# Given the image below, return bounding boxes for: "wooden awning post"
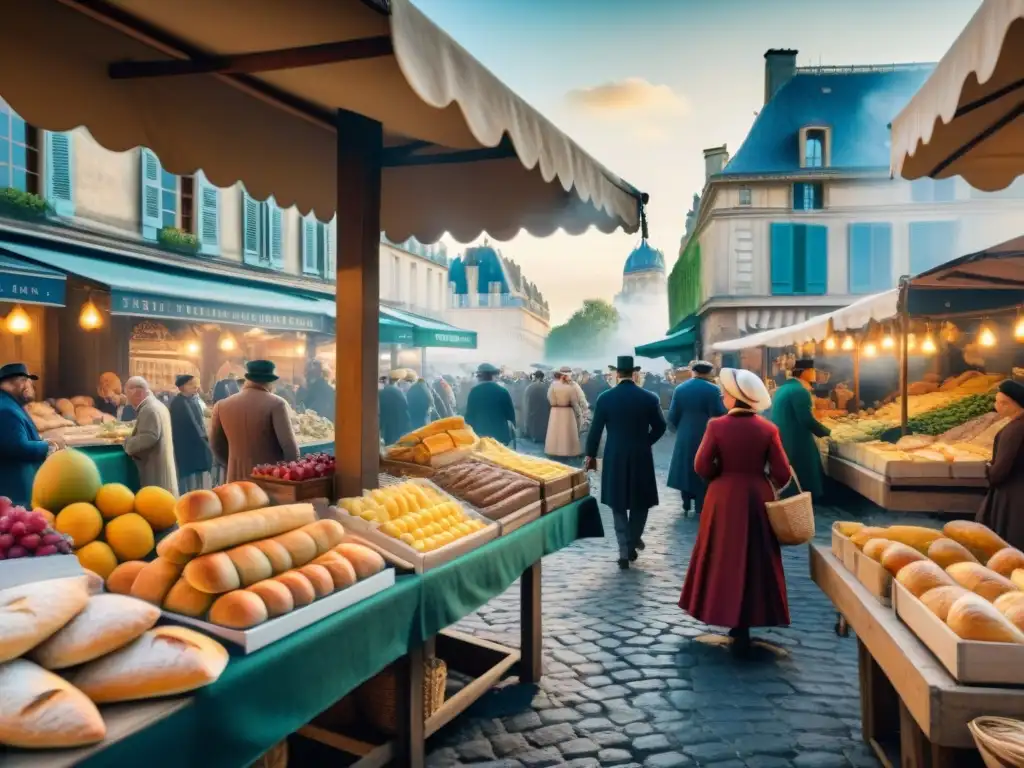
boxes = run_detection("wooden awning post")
[335,108,383,497]
[898,277,910,436]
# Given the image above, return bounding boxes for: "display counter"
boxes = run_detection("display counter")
[809,544,1024,766]
[7,497,601,768]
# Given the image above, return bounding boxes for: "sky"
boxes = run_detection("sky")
[411,0,984,326]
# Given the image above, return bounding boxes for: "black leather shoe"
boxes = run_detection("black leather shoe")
[617,558,629,569]
[636,539,646,551]
[628,548,639,562]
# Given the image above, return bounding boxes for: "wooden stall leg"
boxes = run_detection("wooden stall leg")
[395,643,426,768]
[519,560,542,684]
[858,640,899,762]
[899,699,928,768]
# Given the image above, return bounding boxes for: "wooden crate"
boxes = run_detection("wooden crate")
[830,523,858,572]
[853,548,892,605]
[571,480,590,500]
[542,488,574,515]
[379,457,435,478]
[251,475,334,504]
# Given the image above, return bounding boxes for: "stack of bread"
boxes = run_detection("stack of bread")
[842,520,1024,642]
[0,575,227,749]
[431,458,541,519]
[105,485,386,632]
[384,416,478,465]
[474,437,573,482]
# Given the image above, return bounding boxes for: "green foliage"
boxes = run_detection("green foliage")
[545,299,619,360]
[0,187,50,218]
[668,236,701,328]
[157,226,200,253]
[907,392,996,436]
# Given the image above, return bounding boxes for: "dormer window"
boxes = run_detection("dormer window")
[799,126,830,169]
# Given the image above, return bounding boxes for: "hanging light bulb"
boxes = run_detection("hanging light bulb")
[4,304,31,335]
[978,324,997,348]
[185,340,201,356]
[863,342,878,357]
[295,343,307,356]
[907,333,917,351]
[218,331,237,352]
[841,335,854,351]
[78,299,102,331]
[824,336,837,352]
[922,334,937,354]
[881,325,895,350]
[1015,311,1024,340]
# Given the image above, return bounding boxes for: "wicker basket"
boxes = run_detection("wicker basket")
[765,471,815,546]
[249,740,288,768]
[358,657,447,735]
[969,717,1024,768]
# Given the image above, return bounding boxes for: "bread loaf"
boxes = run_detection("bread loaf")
[942,520,1009,562]
[155,528,192,565]
[130,558,184,606]
[30,594,159,670]
[83,569,104,595]
[212,483,247,516]
[946,562,1018,601]
[896,560,955,597]
[836,521,864,537]
[106,560,147,595]
[234,481,270,510]
[0,659,105,747]
[987,548,1024,578]
[927,538,978,570]
[1013,569,1024,592]
[851,527,889,549]
[994,592,1024,632]
[174,489,223,525]
[920,585,970,621]
[883,525,944,555]
[182,519,346,593]
[298,564,334,598]
[946,593,1024,643]
[162,578,215,618]
[247,580,294,618]
[173,503,317,556]
[335,543,386,580]
[68,626,229,702]
[0,576,91,663]
[275,571,316,608]
[209,590,268,629]
[313,551,357,590]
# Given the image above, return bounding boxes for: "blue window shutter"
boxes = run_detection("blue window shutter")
[870,223,892,292]
[267,198,283,270]
[325,217,336,279]
[45,131,74,217]
[792,183,805,211]
[140,149,162,240]
[770,223,795,295]
[848,223,872,294]
[195,170,220,256]
[301,215,318,274]
[805,224,828,295]
[241,189,261,264]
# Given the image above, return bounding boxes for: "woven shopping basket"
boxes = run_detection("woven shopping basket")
[358,656,447,735]
[969,717,1024,768]
[766,469,815,546]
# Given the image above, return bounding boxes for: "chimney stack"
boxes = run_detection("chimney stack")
[703,145,729,180]
[764,49,798,105]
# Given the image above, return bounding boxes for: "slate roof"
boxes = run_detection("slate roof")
[721,65,934,177]
[450,245,547,305]
[624,240,665,274]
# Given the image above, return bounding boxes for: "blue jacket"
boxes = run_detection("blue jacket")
[465,381,516,445]
[585,380,666,511]
[666,378,726,494]
[379,384,412,446]
[0,391,49,506]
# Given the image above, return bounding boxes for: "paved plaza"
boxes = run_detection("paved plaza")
[425,434,939,768]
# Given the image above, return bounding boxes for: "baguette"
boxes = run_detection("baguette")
[130,558,184,606]
[183,519,346,593]
[0,659,106,748]
[173,503,317,556]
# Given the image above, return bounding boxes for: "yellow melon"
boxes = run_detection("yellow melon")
[55,502,103,548]
[32,449,102,513]
[104,513,155,561]
[133,486,177,531]
[95,483,136,519]
[75,541,118,580]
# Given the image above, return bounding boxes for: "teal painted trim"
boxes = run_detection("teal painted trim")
[196,170,220,257]
[301,215,319,275]
[267,198,283,270]
[139,149,162,240]
[241,189,261,264]
[44,131,75,218]
[770,222,795,295]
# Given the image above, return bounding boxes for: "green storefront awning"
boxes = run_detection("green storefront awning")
[635,324,697,360]
[0,252,67,306]
[379,315,415,344]
[379,305,477,349]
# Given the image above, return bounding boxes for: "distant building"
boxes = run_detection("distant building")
[616,240,667,307]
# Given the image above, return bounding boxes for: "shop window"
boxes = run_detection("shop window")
[738,186,751,206]
[301,214,335,278]
[771,222,827,296]
[793,182,824,211]
[910,177,956,203]
[180,175,194,235]
[909,220,957,276]
[0,97,40,194]
[799,126,830,169]
[243,189,283,270]
[848,222,893,294]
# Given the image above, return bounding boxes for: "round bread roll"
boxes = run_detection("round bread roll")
[252,538,294,573]
[942,520,1009,562]
[927,538,978,570]
[234,481,270,510]
[163,578,215,618]
[175,490,223,525]
[994,591,1024,632]
[273,528,319,566]
[209,591,268,629]
[155,528,191,566]
[183,552,240,594]
[920,585,970,621]
[1013,569,1024,592]
[298,564,334,598]
[313,551,357,590]
[247,579,294,618]
[304,519,346,552]
[896,560,955,598]
[227,544,274,585]
[106,561,148,595]
[861,538,891,563]
[212,483,249,516]
[130,558,184,606]
[947,593,1024,643]
[335,543,386,580]
[275,571,316,608]
[946,562,1018,602]
[987,548,1024,578]
[880,542,926,576]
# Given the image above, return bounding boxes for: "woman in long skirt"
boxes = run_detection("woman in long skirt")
[679,368,792,654]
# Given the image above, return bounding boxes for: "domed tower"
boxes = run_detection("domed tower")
[618,240,667,303]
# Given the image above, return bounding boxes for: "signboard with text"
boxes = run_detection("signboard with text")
[111,290,330,333]
[0,272,66,307]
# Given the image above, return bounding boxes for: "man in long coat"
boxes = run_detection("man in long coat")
[300,360,335,422]
[667,360,726,517]
[124,376,179,495]
[771,359,830,499]
[169,374,212,492]
[465,363,516,444]
[522,371,550,443]
[407,377,436,429]
[379,370,412,445]
[0,363,59,506]
[585,356,667,569]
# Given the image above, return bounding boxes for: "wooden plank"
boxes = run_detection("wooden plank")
[859,640,899,748]
[395,643,426,768]
[520,561,543,684]
[425,640,520,738]
[437,630,514,680]
[334,108,383,497]
[899,699,928,768]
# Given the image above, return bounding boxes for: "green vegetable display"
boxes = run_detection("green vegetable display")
[907,392,996,436]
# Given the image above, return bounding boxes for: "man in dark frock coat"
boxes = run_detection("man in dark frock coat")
[379,370,412,445]
[585,356,667,569]
[771,359,830,499]
[977,380,1024,549]
[169,374,213,491]
[407,377,436,429]
[0,363,60,506]
[522,371,550,442]
[465,363,516,444]
[667,361,726,516]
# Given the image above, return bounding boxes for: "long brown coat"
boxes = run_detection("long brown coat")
[209,385,300,483]
[977,416,1024,550]
[124,395,179,496]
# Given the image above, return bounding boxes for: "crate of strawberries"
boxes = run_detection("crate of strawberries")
[251,453,336,503]
[0,498,84,589]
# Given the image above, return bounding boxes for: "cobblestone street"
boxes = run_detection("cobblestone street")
[425,433,941,768]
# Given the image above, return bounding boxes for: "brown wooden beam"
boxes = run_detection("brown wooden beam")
[383,137,519,168]
[109,36,394,80]
[380,140,434,166]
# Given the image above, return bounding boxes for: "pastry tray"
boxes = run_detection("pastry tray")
[0,554,84,590]
[161,568,395,653]
[471,453,574,496]
[429,458,543,520]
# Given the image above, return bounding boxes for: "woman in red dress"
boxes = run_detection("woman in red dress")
[679,368,792,653]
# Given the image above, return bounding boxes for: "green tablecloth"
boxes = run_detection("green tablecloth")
[79,497,602,768]
[78,445,140,489]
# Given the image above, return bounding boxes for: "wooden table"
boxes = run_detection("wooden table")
[809,544,1024,767]
[826,455,986,515]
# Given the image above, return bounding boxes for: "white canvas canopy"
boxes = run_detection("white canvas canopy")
[890,0,1024,191]
[712,290,900,352]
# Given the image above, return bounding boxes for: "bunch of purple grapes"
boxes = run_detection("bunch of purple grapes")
[0,497,73,560]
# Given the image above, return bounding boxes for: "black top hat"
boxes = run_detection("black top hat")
[608,355,641,373]
[244,360,279,383]
[0,362,38,382]
[476,363,500,376]
[791,358,816,373]
[174,374,195,388]
[999,379,1024,409]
